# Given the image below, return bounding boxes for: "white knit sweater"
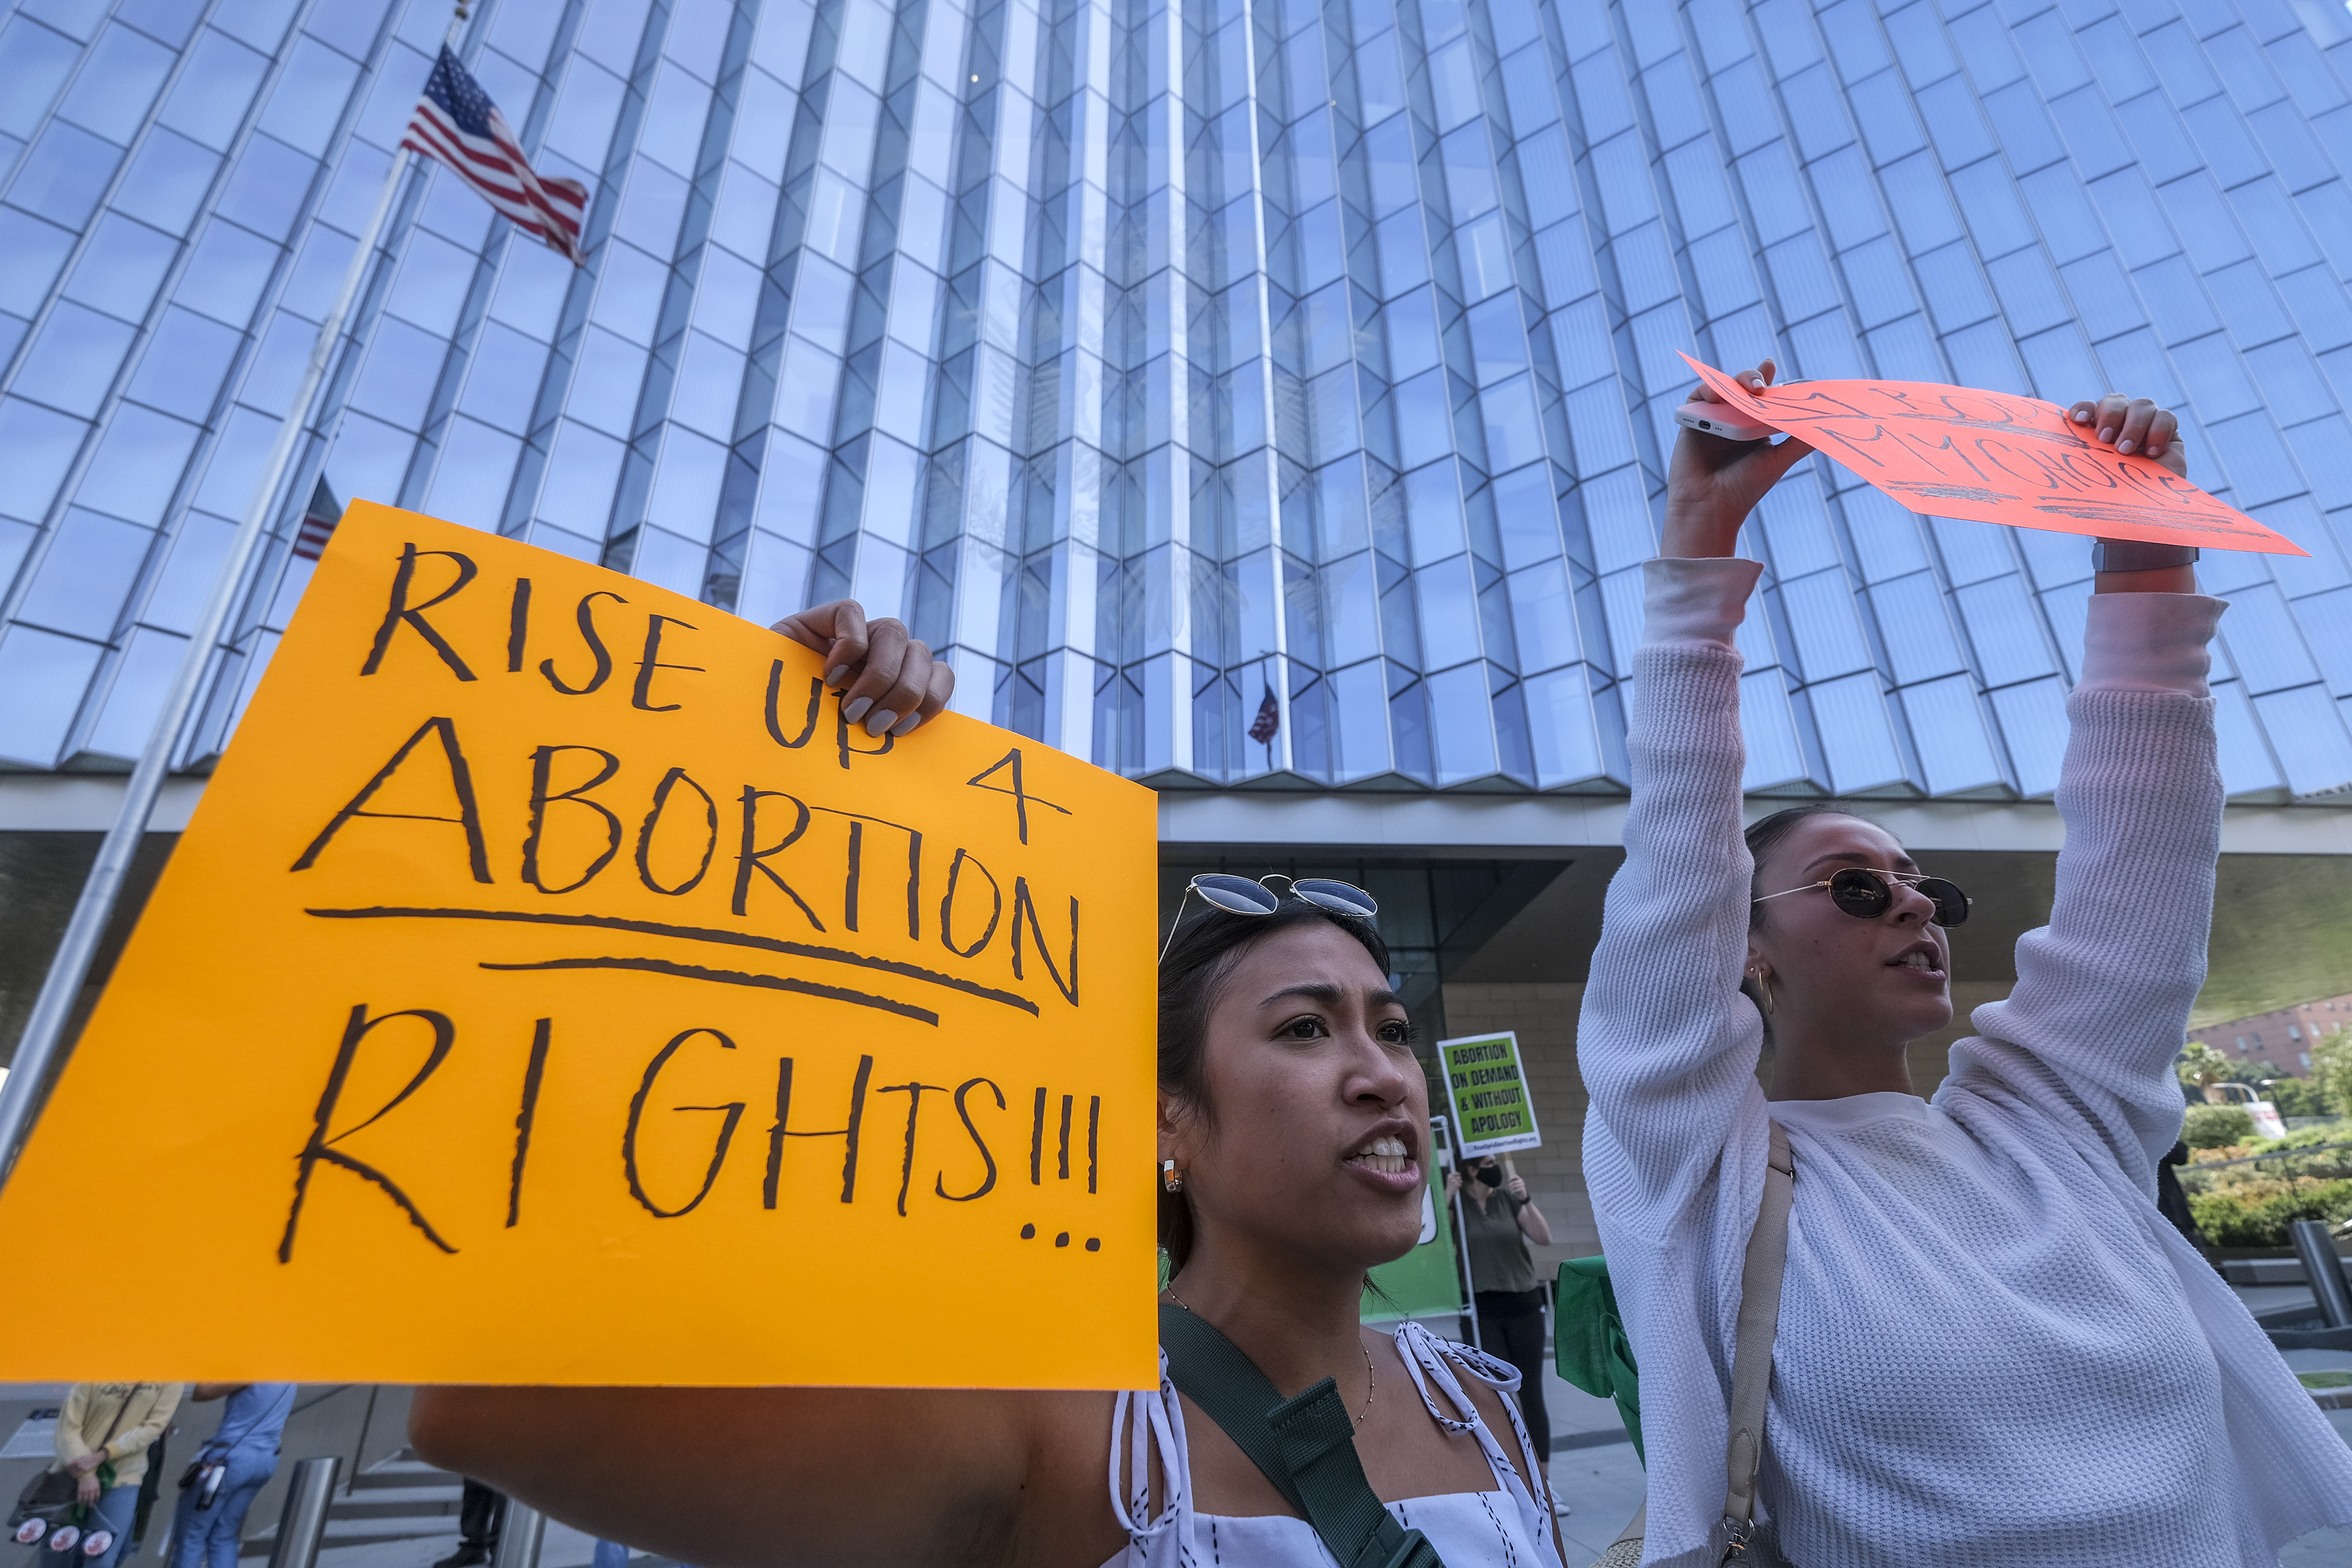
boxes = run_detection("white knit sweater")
[1580,556,2352,1568]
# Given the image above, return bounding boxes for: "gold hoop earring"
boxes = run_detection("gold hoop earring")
[1749,969,1774,1014]
[1161,1159,1183,1193]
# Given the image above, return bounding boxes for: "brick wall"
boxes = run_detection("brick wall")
[1438,977,2015,1278]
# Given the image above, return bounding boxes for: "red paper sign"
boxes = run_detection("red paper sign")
[1681,355,2305,557]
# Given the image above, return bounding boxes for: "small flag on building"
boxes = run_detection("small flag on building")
[402,46,588,264]
[290,478,342,562]
[1248,683,1280,745]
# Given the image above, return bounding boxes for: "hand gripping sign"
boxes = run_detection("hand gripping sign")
[1681,355,2307,557]
[0,502,1158,1389]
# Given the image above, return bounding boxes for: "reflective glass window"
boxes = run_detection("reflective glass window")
[2111,90,2201,184]
[1841,236,1918,328]
[9,120,123,228]
[81,623,184,762]
[1779,63,1852,164]
[386,230,480,337]
[117,307,240,425]
[115,127,232,241]
[1807,670,1907,793]
[1914,75,1994,170]
[2160,172,2252,273]
[1778,567,1874,679]
[349,316,452,432]
[1807,148,1887,251]
[62,213,178,322]
[1942,317,2029,394]
[175,218,280,329]
[15,507,151,638]
[2283,263,2352,355]
[1849,70,1926,166]
[1945,6,2024,89]
[1956,573,2056,687]
[2015,323,2101,404]
[1989,676,2067,795]
[1912,240,1993,333]
[0,205,77,315]
[1735,143,1807,246]
[2228,178,2324,274]
[1819,0,1891,81]
[2055,249,2143,343]
[2139,21,2222,105]
[1986,247,2070,337]
[1946,156,2035,258]
[2179,98,2269,189]
[74,403,200,524]
[0,624,103,768]
[1902,674,2004,794]
[0,20,80,141]
[14,301,137,418]
[1981,79,2064,173]
[2252,682,2352,797]
[222,141,336,249]
[2168,330,2261,419]
[258,36,364,159]
[56,24,176,143]
[1765,236,1840,322]
[2205,410,2307,507]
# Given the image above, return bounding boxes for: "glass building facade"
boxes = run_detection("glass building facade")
[7,0,2352,802]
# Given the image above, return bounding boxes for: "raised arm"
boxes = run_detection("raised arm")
[1949,395,2226,1174]
[1579,361,1813,1213]
[409,1385,1114,1568]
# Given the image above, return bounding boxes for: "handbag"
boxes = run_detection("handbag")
[11,1387,145,1535]
[1158,1303,1446,1568]
[1592,1121,1794,1568]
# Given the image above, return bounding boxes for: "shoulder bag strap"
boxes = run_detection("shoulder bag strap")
[1158,1305,1444,1568]
[1721,1121,1794,1557]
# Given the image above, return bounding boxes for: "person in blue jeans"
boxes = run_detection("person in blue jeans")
[168,1384,295,1568]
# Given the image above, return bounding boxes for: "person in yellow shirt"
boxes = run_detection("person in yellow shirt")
[50,1382,184,1568]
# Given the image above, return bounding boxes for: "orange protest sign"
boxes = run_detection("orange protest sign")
[1681,355,2306,557]
[0,501,1158,1388]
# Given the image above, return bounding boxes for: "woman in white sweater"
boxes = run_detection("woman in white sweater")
[1580,361,2352,1567]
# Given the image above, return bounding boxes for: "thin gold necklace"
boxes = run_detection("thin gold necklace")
[1163,1287,1377,1426]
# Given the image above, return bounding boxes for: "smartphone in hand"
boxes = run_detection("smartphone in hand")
[1673,401,1780,442]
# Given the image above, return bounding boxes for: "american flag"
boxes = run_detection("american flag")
[401,47,587,264]
[1248,683,1280,745]
[291,478,342,562]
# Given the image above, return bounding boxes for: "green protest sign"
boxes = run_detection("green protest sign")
[1438,1031,1541,1157]
[1363,1116,1464,1324]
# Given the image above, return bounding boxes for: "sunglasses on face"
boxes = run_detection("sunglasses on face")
[1161,873,1379,959]
[1751,866,1970,928]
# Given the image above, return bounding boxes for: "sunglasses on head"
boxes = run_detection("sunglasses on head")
[1161,873,1379,960]
[1752,866,1970,928]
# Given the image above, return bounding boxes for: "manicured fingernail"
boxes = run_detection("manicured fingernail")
[826,665,849,686]
[1747,377,1763,389]
[892,713,924,736]
[2116,439,2134,454]
[865,709,897,736]
[2098,428,2114,443]
[843,696,873,722]
[2073,409,2091,422]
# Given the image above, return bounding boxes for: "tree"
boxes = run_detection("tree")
[2313,1028,2352,1120]
[2177,1042,2235,1101]
[2266,1076,2328,1118]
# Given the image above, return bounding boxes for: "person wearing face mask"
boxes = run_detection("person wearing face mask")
[1580,364,2352,1567]
[1443,1155,1554,1468]
[404,604,1570,1568]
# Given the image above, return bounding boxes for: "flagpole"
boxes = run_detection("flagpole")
[0,4,475,1192]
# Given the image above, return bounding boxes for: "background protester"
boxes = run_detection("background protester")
[167,1384,293,1568]
[1580,364,2352,1566]
[49,1383,182,1568]
[408,603,1566,1567]
[432,1482,503,1568]
[1446,1155,1554,1466]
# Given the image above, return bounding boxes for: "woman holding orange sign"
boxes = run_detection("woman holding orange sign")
[412,610,1568,1566]
[1577,363,2352,1566]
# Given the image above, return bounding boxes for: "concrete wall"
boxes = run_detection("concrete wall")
[1439,978,2016,1278]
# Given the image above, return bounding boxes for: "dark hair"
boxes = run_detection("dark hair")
[1740,804,1885,1026]
[1744,803,1859,931]
[1158,900,1393,1273]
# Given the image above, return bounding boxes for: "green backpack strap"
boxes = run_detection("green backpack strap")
[1158,1305,1444,1568]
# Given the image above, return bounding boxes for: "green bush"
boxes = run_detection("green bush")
[2266,1077,2329,1118]
[2187,1178,2352,1246]
[2183,1104,2256,1148]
